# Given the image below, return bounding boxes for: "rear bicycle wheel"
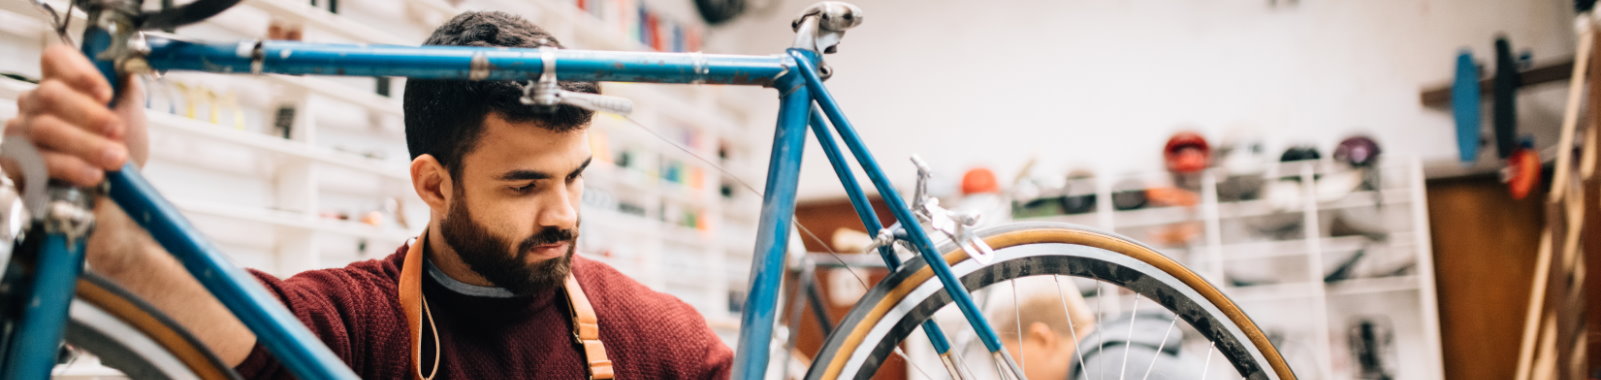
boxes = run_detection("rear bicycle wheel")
[52,272,238,379]
[804,222,1295,380]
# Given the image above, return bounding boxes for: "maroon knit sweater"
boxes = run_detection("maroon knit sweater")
[234,243,733,379]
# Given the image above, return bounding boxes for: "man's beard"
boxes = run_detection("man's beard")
[439,198,577,295]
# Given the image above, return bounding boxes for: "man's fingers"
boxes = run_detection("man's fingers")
[26,80,124,140]
[39,150,104,187]
[3,118,21,137]
[25,114,127,171]
[40,45,113,104]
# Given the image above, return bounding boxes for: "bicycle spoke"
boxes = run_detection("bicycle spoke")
[892,346,936,380]
[1138,313,1179,380]
[1012,279,1025,373]
[1119,297,1141,380]
[1201,341,1216,380]
[1053,275,1091,380]
[946,343,978,380]
[1093,276,1108,380]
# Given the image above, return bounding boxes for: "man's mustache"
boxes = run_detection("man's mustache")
[517,227,576,252]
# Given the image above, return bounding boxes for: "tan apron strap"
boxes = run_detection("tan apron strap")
[397,237,432,380]
[401,235,612,379]
[564,274,614,379]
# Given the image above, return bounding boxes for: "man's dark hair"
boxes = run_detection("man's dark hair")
[403,11,600,175]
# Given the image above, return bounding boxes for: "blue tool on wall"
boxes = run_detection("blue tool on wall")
[1492,36,1521,160]
[1452,50,1481,164]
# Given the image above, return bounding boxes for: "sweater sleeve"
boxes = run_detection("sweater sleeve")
[694,322,734,379]
[233,267,399,379]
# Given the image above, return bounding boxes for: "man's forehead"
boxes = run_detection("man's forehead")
[464,116,590,173]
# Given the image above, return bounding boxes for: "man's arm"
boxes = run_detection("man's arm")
[86,199,258,365]
[7,45,257,366]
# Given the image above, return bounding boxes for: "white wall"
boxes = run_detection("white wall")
[703,0,1579,201]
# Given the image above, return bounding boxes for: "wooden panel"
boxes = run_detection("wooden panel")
[1585,173,1600,375]
[793,196,905,380]
[1426,175,1544,380]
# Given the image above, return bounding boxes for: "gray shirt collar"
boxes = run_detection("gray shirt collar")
[423,256,518,298]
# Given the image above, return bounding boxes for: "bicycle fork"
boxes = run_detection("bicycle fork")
[0,184,97,380]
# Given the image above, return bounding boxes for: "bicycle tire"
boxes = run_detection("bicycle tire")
[803,222,1295,380]
[60,272,240,379]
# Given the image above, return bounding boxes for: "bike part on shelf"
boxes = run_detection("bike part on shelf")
[1279,146,1321,163]
[1328,210,1390,242]
[1112,189,1150,211]
[1060,170,1097,215]
[1218,125,1267,174]
[1012,195,1066,219]
[1008,162,1067,216]
[1453,50,1483,163]
[1348,317,1396,380]
[1216,128,1269,202]
[1218,174,1266,202]
[1506,144,1541,200]
[1164,131,1211,174]
[1335,135,1382,168]
[1323,248,1368,283]
[1146,187,1199,207]
[1493,36,1520,159]
[803,222,1294,379]
[1315,169,1364,203]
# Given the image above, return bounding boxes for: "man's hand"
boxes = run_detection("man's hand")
[2,45,256,365]
[4,44,150,187]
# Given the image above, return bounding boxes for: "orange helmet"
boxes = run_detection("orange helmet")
[961,167,1000,195]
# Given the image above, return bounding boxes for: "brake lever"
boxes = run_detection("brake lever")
[909,155,997,264]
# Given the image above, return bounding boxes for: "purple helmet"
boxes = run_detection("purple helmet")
[1334,136,1381,167]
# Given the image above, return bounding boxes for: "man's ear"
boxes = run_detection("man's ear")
[1026,322,1058,351]
[411,154,453,214]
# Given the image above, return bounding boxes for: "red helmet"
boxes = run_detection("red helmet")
[1164,131,1211,173]
[961,167,1000,195]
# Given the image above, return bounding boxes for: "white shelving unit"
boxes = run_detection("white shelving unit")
[1015,157,1444,379]
[0,0,763,348]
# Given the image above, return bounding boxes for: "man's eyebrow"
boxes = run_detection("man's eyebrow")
[496,170,551,181]
[495,157,594,181]
[568,157,593,178]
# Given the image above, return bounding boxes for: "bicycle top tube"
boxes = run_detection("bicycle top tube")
[144,36,794,86]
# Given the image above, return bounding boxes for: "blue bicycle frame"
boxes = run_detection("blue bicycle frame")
[0,23,1008,380]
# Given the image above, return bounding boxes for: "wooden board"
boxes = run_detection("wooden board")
[1426,174,1545,379]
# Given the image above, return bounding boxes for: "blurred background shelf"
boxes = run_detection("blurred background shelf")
[1013,157,1443,379]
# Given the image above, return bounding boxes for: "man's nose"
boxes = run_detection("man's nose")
[537,188,579,228]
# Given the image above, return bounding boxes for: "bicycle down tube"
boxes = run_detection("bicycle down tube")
[25,32,1017,379]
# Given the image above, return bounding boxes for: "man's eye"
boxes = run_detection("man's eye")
[511,183,537,193]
